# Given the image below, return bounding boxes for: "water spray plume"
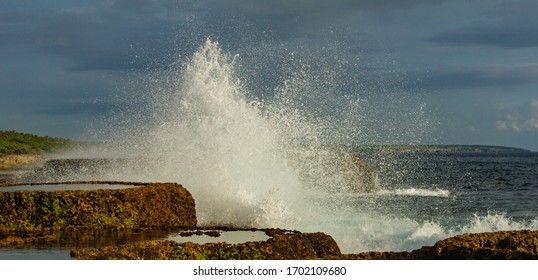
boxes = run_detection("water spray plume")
[122,39,379,232]
[49,39,538,253]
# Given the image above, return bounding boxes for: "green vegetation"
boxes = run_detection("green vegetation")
[0,130,72,156]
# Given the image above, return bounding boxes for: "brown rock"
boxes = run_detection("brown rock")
[340,230,538,260]
[303,232,341,258]
[71,229,342,260]
[0,181,197,230]
[345,157,382,193]
[287,154,381,193]
[416,230,538,260]
[338,251,412,260]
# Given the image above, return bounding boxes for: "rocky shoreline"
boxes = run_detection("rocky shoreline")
[1,158,537,260]
[67,229,538,260]
[0,180,536,259]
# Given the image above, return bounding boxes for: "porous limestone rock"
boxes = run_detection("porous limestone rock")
[0,181,197,230]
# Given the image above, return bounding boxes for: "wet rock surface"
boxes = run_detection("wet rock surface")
[179,229,221,237]
[418,230,538,259]
[70,229,341,260]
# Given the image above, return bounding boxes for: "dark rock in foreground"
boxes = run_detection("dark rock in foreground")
[341,230,538,260]
[70,229,341,260]
[0,181,197,230]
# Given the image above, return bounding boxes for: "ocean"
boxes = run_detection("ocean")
[369,151,538,223]
[322,150,538,252]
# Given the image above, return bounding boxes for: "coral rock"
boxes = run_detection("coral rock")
[0,181,197,230]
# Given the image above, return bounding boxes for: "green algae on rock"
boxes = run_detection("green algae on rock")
[0,181,196,230]
[70,229,341,260]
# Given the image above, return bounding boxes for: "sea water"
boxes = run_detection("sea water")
[328,151,538,252]
[71,39,538,253]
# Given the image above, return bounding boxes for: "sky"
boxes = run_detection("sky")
[1,0,537,151]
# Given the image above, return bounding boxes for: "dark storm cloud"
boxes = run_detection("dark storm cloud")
[411,64,538,91]
[187,0,447,41]
[1,0,448,72]
[426,0,538,49]
[202,0,445,14]
[428,26,538,49]
[34,100,116,116]
[0,12,36,47]
[0,1,188,71]
[33,9,175,71]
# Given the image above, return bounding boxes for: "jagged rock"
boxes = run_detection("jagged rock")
[289,154,382,193]
[416,230,538,260]
[344,157,382,193]
[304,232,342,258]
[0,181,197,230]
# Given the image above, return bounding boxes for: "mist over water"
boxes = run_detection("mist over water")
[125,39,371,230]
[70,39,538,253]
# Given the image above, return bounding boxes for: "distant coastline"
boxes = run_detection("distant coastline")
[350,144,532,154]
[1,130,534,169]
